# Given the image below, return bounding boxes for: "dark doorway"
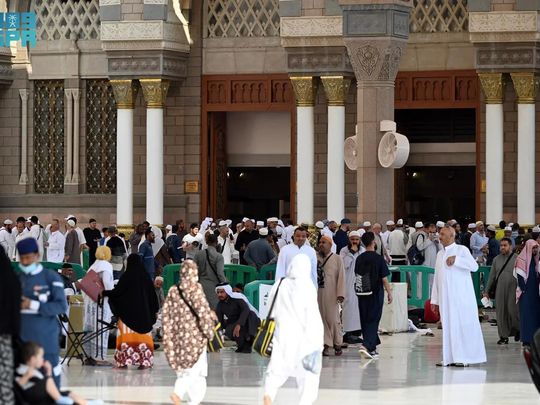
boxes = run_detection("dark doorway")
[227,167,290,224]
[401,166,476,224]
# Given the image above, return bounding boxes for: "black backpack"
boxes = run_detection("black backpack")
[407,233,425,265]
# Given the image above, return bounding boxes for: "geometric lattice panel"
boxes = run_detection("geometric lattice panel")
[85,80,117,194]
[32,0,100,41]
[207,0,280,38]
[33,80,64,194]
[410,0,468,33]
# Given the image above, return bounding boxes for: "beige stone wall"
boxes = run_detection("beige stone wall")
[121,0,144,21]
[491,0,516,11]
[301,0,325,16]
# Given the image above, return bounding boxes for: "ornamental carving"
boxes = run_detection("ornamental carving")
[290,77,317,107]
[469,11,537,33]
[321,76,352,106]
[510,73,538,104]
[280,16,343,38]
[345,39,406,82]
[110,80,138,109]
[477,48,534,69]
[478,73,504,104]
[358,45,380,76]
[140,79,170,108]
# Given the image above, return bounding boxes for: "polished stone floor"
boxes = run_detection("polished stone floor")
[63,323,538,405]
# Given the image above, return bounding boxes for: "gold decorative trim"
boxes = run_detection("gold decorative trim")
[321,76,352,106]
[290,76,317,107]
[511,72,538,104]
[140,78,170,108]
[478,73,504,104]
[110,80,138,109]
[117,225,135,240]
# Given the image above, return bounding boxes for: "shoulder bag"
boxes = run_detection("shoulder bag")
[253,277,285,358]
[317,253,333,289]
[488,254,514,299]
[176,285,224,352]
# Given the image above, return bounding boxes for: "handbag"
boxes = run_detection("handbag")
[79,270,104,302]
[488,254,514,299]
[253,277,285,357]
[176,285,224,352]
[317,253,333,289]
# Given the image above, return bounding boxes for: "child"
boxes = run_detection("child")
[16,341,103,405]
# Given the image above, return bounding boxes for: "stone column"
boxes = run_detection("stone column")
[291,76,317,225]
[19,89,29,185]
[342,3,411,224]
[140,78,170,226]
[64,89,73,183]
[479,73,505,225]
[111,80,138,228]
[321,76,351,222]
[511,73,538,225]
[72,89,80,183]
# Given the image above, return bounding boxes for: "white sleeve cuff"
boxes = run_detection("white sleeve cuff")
[29,300,40,311]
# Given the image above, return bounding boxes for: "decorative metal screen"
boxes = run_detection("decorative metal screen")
[32,0,100,41]
[410,0,468,33]
[207,0,280,38]
[33,80,64,194]
[85,80,117,194]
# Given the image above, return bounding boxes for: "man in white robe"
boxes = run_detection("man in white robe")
[0,219,15,259]
[275,226,318,288]
[431,226,486,367]
[339,231,364,343]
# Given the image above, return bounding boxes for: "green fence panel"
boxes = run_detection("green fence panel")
[389,265,435,308]
[163,264,181,296]
[244,279,275,310]
[82,250,90,270]
[41,261,86,279]
[224,264,258,286]
[258,263,276,280]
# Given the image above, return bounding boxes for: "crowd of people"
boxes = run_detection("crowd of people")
[3,212,540,404]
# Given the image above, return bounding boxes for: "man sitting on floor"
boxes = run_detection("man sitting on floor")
[215,283,260,353]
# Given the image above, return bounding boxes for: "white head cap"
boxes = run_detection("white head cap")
[259,227,269,236]
[504,226,512,231]
[3,219,13,225]
[386,220,395,226]
[67,219,76,227]
[415,221,424,229]
[436,221,445,228]
[363,221,371,227]
[468,223,477,229]
[449,219,457,226]
[219,220,228,227]
[315,221,324,229]
[256,221,264,227]
[487,225,496,232]
[165,224,172,230]
[349,230,361,238]
[267,217,278,223]
[533,226,540,233]
[396,219,404,226]
[226,219,232,226]
[242,217,249,223]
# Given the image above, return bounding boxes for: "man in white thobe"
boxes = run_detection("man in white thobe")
[0,219,15,259]
[431,226,486,367]
[45,219,66,263]
[28,215,45,260]
[339,231,363,344]
[275,226,318,288]
[217,221,234,264]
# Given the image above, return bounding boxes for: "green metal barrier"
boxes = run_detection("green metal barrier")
[224,264,258,286]
[258,263,276,280]
[472,266,491,306]
[163,264,181,296]
[389,265,435,308]
[244,279,275,310]
[11,261,86,279]
[82,249,90,270]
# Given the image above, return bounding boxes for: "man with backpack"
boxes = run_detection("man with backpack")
[408,222,428,266]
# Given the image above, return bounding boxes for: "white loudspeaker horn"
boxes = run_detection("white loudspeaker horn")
[344,125,358,170]
[378,130,410,169]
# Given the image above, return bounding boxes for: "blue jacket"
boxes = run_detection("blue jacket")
[19,265,68,358]
[138,240,155,279]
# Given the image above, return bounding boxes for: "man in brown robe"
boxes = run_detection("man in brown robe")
[317,235,346,356]
[484,237,520,344]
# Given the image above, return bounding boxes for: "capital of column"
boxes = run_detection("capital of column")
[110,80,138,109]
[140,78,170,109]
[478,73,505,104]
[321,76,352,107]
[511,72,538,104]
[290,76,317,107]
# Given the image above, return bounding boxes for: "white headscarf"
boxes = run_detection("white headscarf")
[215,283,260,318]
[267,254,323,376]
[151,225,165,256]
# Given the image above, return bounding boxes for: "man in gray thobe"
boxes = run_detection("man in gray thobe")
[194,233,227,309]
[484,237,520,345]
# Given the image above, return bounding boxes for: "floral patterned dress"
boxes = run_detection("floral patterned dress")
[114,319,154,368]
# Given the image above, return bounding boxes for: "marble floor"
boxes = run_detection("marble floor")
[63,323,538,405]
